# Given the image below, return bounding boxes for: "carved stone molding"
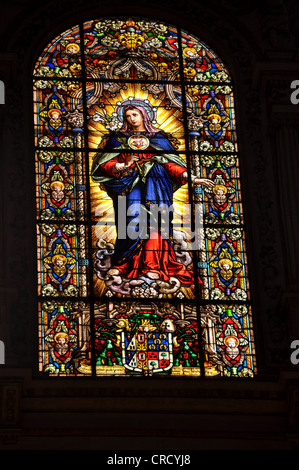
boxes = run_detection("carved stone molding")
[0,283,18,365]
[0,379,22,445]
[0,370,298,448]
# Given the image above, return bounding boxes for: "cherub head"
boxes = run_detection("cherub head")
[218,258,234,272]
[50,181,65,192]
[53,254,67,267]
[48,108,62,121]
[54,332,69,345]
[65,43,80,55]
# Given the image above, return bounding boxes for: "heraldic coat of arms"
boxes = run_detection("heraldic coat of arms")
[121,318,174,375]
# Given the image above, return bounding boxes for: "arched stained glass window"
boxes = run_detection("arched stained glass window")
[34,17,256,378]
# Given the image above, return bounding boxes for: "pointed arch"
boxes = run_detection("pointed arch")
[34,17,256,378]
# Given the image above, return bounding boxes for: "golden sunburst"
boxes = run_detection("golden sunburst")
[88,84,194,299]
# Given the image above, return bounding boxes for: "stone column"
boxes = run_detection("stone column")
[273,118,299,340]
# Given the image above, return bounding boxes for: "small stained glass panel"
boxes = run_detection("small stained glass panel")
[33,25,82,79]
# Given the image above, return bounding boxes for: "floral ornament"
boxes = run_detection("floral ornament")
[38,136,52,147]
[58,69,73,78]
[186,86,201,101]
[221,154,237,168]
[136,20,155,31]
[199,141,213,152]
[205,227,221,240]
[194,73,210,82]
[55,82,69,92]
[226,213,241,225]
[67,83,80,96]
[157,62,170,75]
[41,283,58,296]
[42,300,58,313]
[62,209,76,221]
[64,285,79,296]
[226,228,242,241]
[92,108,120,131]
[60,136,74,148]
[40,208,55,221]
[211,71,229,82]
[219,141,234,152]
[63,225,77,237]
[37,150,53,164]
[101,36,118,47]
[184,65,197,80]
[233,305,249,318]
[213,304,227,316]
[215,85,232,95]
[200,154,215,167]
[150,38,163,48]
[210,288,225,300]
[204,212,218,224]
[153,23,168,34]
[117,20,146,50]
[35,80,51,89]
[35,65,54,77]
[94,21,110,34]
[110,20,125,30]
[231,288,247,301]
[60,151,75,164]
[238,368,254,378]
[198,85,211,95]
[40,224,56,237]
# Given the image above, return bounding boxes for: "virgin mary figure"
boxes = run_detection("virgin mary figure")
[91,101,214,293]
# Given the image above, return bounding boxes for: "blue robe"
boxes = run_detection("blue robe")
[91,131,192,282]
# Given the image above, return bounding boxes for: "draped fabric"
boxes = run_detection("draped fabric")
[91,130,194,284]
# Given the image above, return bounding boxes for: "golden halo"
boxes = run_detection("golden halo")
[208,113,222,122]
[54,332,69,343]
[224,335,239,347]
[183,47,197,57]
[218,258,233,269]
[48,108,62,118]
[65,42,80,53]
[50,181,65,190]
[213,184,227,194]
[52,254,67,265]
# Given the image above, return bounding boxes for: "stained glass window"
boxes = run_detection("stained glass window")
[34,17,256,378]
